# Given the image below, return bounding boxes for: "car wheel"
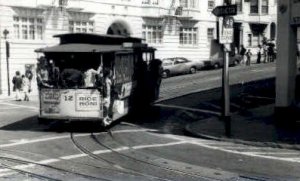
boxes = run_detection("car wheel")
[162,70,170,78]
[214,63,220,69]
[190,67,196,74]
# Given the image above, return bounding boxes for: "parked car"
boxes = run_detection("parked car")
[161,57,203,78]
[203,54,242,69]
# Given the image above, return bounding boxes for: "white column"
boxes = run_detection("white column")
[276,0,298,108]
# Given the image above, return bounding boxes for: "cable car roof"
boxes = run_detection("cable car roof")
[35,33,155,53]
[35,43,128,53]
[54,33,142,45]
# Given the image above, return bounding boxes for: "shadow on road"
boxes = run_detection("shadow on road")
[0,116,108,133]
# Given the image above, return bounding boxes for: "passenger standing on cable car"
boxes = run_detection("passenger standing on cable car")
[48,60,60,88]
[102,68,113,126]
[36,57,52,88]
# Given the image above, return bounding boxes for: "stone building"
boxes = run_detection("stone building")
[0,0,276,96]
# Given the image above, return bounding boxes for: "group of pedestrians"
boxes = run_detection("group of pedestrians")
[12,70,32,101]
[256,43,276,64]
[239,41,276,66]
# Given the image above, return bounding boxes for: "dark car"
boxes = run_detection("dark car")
[203,54,242,69]
[161,57,203,78]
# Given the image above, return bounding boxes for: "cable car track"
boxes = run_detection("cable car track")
[91,131,218,181]
[0,161,61,181]
[0,155,108,181]
[0,146,132,178]
[70,132,170,181]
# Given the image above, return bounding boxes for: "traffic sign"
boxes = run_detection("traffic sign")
[291,0,300,25]
[218,17,234,44]
[212,5,237,17]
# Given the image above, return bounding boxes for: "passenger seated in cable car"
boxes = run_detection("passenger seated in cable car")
[60,68,84,88]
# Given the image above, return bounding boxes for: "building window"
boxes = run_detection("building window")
[208,0,215,10]
[59,0,68,7]
[250,0,258,14]
[261,0,269,14]
[142,0,158,5]
[236,0,243,12]
[190,0,196,8]
[179,27,198,46]
[207,28,214,42]
[13,16,43,40]
[180,0,188,8]
[142,24,163,44]
[179,0,196,8]
[247,34,252,47]
[69,20,94,33]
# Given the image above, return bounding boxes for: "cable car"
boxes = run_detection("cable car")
[35,33,158,126]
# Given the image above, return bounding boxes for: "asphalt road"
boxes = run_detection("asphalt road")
[0,62,300,180]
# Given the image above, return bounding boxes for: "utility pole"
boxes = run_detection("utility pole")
[3,29,10,96]
[275,0,298,119]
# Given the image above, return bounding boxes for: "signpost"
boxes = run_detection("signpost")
[291,0,300,25]
[212,4,237,17]
[212,4,237,137]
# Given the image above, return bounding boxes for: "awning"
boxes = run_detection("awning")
[35,44,127,53]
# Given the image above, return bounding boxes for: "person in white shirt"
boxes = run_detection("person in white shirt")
[84,65,103,88]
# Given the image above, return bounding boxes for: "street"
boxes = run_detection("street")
[0,63,300,180]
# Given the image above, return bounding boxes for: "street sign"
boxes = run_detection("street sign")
[218,17,234,44]
[212,5,237,17]
[291,0,300,25]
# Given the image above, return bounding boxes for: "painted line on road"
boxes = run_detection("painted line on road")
[0,102,38,110]
[154,133,300,163]
[0,140,186,177]
[0,129,155,148]
[242,152,300,155]
[154,103,221,116]
[189,141,300,163]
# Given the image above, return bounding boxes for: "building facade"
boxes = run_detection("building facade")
[0,0,276,96]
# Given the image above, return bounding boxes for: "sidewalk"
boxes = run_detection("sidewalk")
[185,103,300,150]
[0,93,39,102]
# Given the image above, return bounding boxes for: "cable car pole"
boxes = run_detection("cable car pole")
[212,2,237,137]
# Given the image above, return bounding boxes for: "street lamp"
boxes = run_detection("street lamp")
[3,29,10,96]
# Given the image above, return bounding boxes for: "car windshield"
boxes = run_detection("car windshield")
[162,59,173,66]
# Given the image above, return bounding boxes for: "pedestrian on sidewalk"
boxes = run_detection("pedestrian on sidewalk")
[25,69,33,94]
[262,44,268,63]
[245,49,252,66]
[256,45,262,64]
[267,44,275,62]
[12,71,23,101]
[22,74,30,101]
[239,45,246,64]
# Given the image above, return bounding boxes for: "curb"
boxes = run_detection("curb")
[184,122,300,151]
[0,96,15,101]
